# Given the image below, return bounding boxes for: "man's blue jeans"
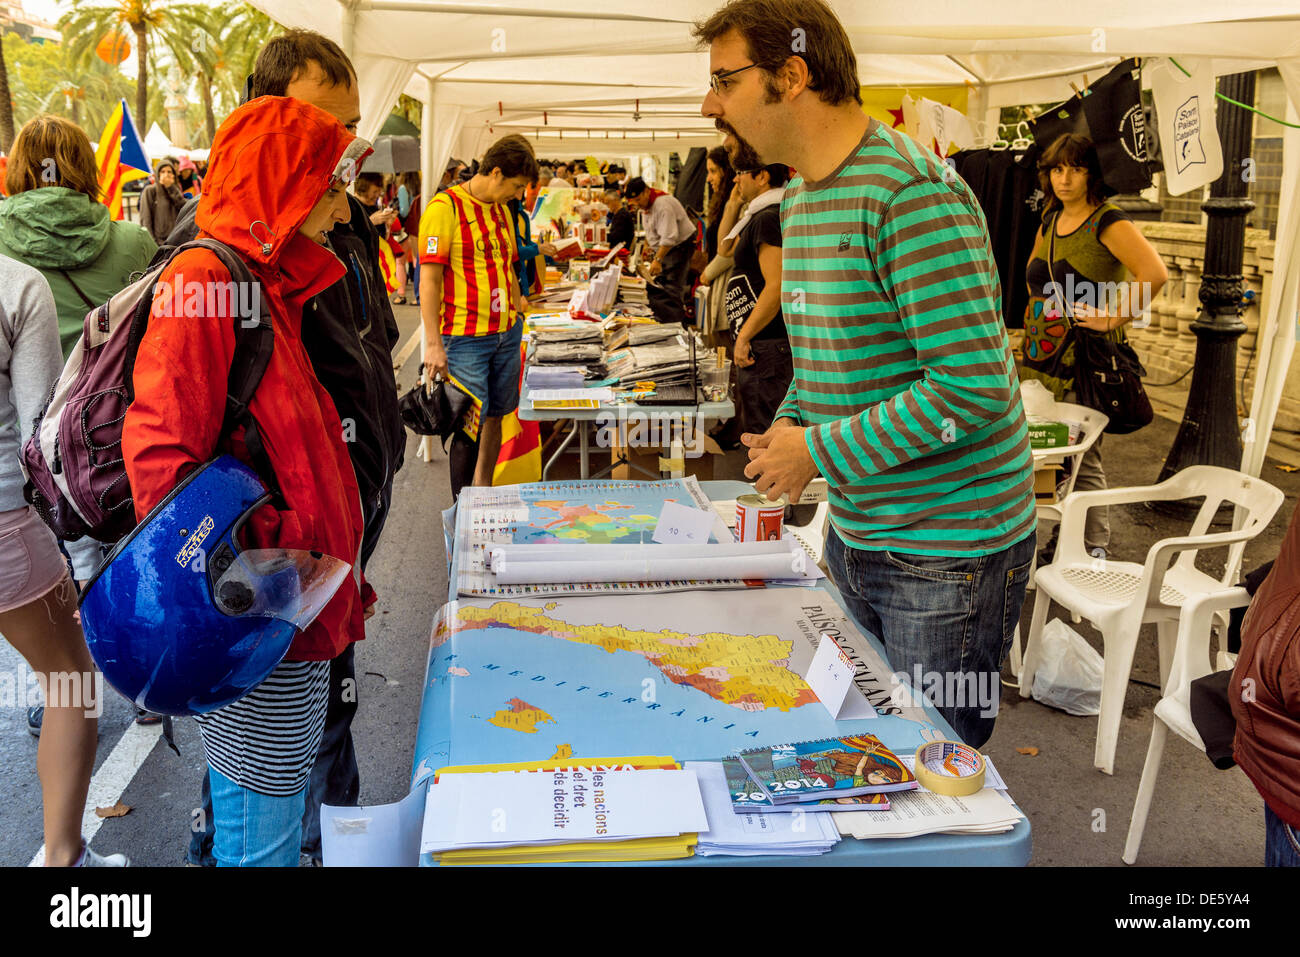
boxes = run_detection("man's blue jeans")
[207,766,307,867]
[1266,803,1300,866]
[824,525,1035,748]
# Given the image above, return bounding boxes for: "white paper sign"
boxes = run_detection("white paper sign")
[652,500,713,545]
[806,632,857,719]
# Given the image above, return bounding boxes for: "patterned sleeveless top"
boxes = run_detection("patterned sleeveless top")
[1020,202,1131,399]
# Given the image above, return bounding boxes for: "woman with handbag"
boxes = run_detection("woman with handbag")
[1020,133,1167,556]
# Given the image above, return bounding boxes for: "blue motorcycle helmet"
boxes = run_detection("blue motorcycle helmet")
[80,455,351,716]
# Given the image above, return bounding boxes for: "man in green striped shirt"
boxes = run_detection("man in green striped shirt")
[696,0,1036,747]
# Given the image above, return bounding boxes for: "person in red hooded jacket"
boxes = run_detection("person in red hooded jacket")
[122,95,373,867]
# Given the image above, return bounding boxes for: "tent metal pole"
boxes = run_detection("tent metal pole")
[340,1,357,61]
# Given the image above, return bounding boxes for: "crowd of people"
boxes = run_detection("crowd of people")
[0,0,1295,871]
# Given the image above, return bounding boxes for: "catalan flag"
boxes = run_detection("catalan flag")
[492,330,541,485]
[94,99,151,220]
[377,235,404,294]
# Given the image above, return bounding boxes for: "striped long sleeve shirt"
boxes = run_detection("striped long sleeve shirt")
[777,119,1036,556]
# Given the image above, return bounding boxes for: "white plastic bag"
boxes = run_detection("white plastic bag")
[1030,619,1104,716]
[1019,379,1057,420]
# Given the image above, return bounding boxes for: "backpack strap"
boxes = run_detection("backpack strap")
[58,269,98,311]
[150,238,284,508]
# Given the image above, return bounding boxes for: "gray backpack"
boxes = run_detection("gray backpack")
[21,239,274,543]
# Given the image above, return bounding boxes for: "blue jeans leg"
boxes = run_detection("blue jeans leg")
[1265,803,1300,866]
[824,526,1035,748]
[187,770,217,866]
[208,765,308,867]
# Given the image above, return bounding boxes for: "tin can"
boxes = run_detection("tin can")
[736,493,784,542]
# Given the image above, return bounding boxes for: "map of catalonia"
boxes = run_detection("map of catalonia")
[453,601,821,713]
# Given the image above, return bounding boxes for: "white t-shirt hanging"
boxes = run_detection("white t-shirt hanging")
[1149,57,1224,196]
[918,98,976,155]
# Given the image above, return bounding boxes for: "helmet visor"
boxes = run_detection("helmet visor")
[210,548,351,630]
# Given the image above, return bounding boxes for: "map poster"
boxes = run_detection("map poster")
[411,588,936,785]
[453,477,749,598]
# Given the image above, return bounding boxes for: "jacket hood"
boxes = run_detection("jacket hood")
[195,96,371,267]
[0,187,110,269]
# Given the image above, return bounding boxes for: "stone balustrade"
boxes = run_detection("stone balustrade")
[1130,222,1299,447]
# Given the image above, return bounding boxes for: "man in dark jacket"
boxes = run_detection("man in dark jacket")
[173,29,405,867]
[139,159,185,245]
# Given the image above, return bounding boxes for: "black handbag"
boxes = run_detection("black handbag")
[1070,329,1153,434]
[1047,221,1153,434]
[399,373,473,448]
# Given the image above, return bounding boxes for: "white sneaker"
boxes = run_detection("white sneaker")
[76,840,129,867]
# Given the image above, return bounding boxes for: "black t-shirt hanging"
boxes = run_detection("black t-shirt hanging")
[1030,57,1151,194]
[725,204,785,341]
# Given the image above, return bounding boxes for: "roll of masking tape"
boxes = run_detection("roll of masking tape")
[913,740,986,796]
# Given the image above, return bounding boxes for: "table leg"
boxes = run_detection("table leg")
[579,421,590,479]
[542,420,576,481]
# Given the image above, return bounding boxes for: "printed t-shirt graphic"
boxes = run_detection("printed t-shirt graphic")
[418,183,519,336]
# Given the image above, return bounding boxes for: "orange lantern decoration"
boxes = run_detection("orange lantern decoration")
[96,30,131,65]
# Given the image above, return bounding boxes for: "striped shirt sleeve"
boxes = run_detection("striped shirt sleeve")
[775,380,802,425]
[804,178,1014,486]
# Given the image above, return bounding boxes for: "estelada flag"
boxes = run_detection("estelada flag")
[95,99,151,220]
[377,235,404,294]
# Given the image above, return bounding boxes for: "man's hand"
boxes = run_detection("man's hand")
[539,242,558,258]
[370,208,397,228]
[422,330,449,381]
[363,604,377,621]
[646,260,663,279]
[742,421,818,503]
[734,334,754,368]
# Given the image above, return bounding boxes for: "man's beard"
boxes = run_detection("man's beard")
[716,120,762,170]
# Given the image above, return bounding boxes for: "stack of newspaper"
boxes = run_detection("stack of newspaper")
[832,755,1024,840]
[688,762,840,857]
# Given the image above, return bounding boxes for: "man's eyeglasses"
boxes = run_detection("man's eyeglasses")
[709,63,758,95]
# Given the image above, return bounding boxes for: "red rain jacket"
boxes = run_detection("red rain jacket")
[123,96,372,661]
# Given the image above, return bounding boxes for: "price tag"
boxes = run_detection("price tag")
[806,632,856,719]
[652,500,713,545]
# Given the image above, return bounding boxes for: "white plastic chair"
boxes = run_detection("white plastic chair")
[1017,465,1284,775]
[1121,585,1249,863]
[1008,403,1110,678]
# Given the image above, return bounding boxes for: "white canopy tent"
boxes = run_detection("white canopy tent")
[249,0,1300,481]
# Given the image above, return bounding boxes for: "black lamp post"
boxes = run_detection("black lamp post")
[1157,70,1256,483]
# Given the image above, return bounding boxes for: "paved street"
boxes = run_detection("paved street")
[1,303,1295,866]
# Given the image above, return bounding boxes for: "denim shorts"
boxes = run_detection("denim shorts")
[0,506,69,613]
[443,318,523,418]
[824,525,1035,748]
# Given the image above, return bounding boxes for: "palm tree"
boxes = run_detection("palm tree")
[0,29,15,151]
[60,1,175,132]
[143,3,278,145]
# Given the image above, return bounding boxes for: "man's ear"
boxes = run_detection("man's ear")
[777,55,809,100]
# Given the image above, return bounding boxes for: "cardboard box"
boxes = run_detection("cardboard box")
[1033,465,1061,505]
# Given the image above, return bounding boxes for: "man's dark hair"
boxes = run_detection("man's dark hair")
[747,162,789,188]
[692,0,861,107]
[623,176,648,198]
[355,171,384,191]
[250,28,356,98]
[480,134,539,180]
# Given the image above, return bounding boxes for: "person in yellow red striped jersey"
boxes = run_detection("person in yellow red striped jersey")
[419,135,539,498]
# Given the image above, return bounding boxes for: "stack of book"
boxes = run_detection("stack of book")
[420,756,707,865]
[734,734,918,805]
